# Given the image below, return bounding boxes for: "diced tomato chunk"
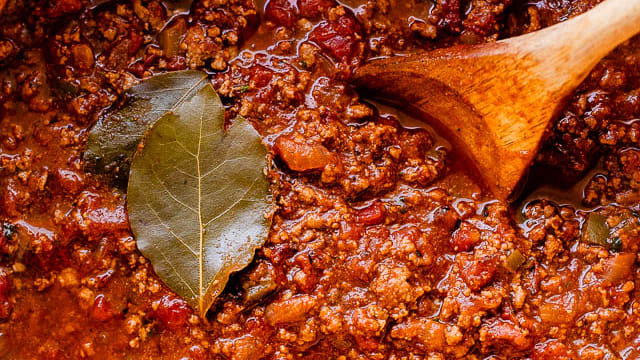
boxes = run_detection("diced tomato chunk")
[338,221,363,241]
[355,201,386,226]
[533,340,571,360]
[47,0,82,18]
[437,0,462,31]
[601,253,635,284]
[309,15,361,62]
[128,30,144,56]
[299,0,335,17]
[96,269,115,288]
[0,268,11,319]
[189,345,207,360]
[1,180,20,217]
[55,169,85,195]
[71,44,95,72]
[274,135,335,172]
[450,224,480,251]
[354,335,380,352]
[76,191,129,239]
[265,295,316,325]
[250,65,275,88]
[91,294,114,321]
[458,254,497,291]
[480,320,532,350]
[155,295,191,329]
[264,0,299,27]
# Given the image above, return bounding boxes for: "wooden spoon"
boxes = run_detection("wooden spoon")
[353,0,640,200]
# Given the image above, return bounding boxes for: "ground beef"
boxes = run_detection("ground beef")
[0,0,638,359]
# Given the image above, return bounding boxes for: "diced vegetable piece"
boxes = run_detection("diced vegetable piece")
[154,295,191,329]
[582,213,610,247]
[242,264,278,304]
[299,0,335,17]
[265,295,316,325]
[308,15,361,62]
[390,318,447,351]
[506,249,526,271]
[245,280,277,304]
[355,200,386,226]
[71,43,94,72]
[264,0,298,27]
[538,295,577,324]
[274,135,335,172]
[0,268,11,319]
[602,253,635,284]
[91,294,114,321]
[458,254,498,291]
[160,18,187,58]
[581,213,627,252]
[479,321,532,350]
[450,224,480,251]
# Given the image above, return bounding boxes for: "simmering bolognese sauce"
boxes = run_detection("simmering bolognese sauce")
[0,0,638,358]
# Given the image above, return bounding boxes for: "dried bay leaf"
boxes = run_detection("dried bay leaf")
[127,83,270,317]
[85,70,208,183]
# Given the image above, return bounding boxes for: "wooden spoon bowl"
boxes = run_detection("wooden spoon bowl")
[353,0,640,200]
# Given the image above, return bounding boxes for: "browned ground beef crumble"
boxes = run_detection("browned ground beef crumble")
[0,0,638,359]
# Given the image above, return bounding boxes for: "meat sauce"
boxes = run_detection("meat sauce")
[0,0,639,359]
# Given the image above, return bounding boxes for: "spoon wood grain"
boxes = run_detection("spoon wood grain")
[353,0,640,200]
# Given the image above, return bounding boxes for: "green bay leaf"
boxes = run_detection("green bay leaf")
[127,83,270,317]
[85,70,209,183]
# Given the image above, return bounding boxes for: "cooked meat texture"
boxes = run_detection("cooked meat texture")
[0,0,638,359]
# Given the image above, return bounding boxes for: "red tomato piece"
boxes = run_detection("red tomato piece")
[309,15,361,62]
[264,0,299,27]
[299,0,335,18]
[155,295,191,329]
[355,201,387,226]
[91,294,114,321]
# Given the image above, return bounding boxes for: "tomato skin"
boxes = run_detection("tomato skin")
[309,14,361,62]
[450,225,480,251]
[264,0,299,27]
[91,294,114,322]
[155,295,191,330]
[0,269,11,320]
[532,340,571,360]
[47,0,82,18]
[128,30,144,56]
[251,65,275,88]
[458,254,498,291]
[55,169,85,195]
[355,201,386,226]
[299,0,335,17]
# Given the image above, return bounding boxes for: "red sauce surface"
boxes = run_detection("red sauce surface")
[0,0,639,359]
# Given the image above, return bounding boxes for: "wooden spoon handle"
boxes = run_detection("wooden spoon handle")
[515,0,640,92]
[352,0,640,200]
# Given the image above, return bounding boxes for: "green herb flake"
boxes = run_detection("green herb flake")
[234,84,250,94]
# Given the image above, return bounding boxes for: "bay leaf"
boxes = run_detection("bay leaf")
[85,70,208,183]
[127,83,270,317]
